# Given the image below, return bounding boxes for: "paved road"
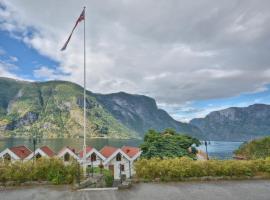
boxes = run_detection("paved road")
[1,180,270,200]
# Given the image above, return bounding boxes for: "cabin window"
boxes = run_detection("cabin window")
[64,153,70,162]
[116,153,121,161]
[120,164,125,171]
[3,153,11,161]
[36,153,42,159]
[91,153,96,162]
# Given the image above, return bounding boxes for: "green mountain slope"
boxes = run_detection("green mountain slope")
[94,92,201,138]
[0,78,137,138]
[0,77,201,139]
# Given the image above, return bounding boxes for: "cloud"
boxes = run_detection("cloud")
[1,0,270,120]
[0,60,20,79]
[33,66,64,80]
[0,47,6,55]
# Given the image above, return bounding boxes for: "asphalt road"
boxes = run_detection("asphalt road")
[1,180,270,200]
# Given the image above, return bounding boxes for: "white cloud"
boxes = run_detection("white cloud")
[33,66,62,80]
[0,60,20,80]
[8,56,18,62]
[0,0,270,121]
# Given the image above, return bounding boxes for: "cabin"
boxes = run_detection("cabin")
[101,146,132,180]
[25,146,55,160]
[121,146,141,176]
[57,146,80,163]
[0,146,32,162]
[79,146,105,168]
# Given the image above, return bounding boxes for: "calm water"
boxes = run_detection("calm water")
[0,138,243,159]
[197,141,244,159]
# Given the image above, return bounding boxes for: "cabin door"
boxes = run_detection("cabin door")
[109,164,114,176]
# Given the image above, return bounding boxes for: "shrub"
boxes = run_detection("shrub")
[134,157,270,181]
[105,174,114,187]
[0,158,79,185]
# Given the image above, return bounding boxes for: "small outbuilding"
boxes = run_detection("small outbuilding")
[0,146,32,161]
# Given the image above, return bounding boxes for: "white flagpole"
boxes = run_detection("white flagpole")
[83,6,87,171]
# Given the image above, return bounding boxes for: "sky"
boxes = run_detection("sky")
[0,0,270,122]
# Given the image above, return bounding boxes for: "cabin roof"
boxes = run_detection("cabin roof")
[100,146,118,158]
[10,146,32,159]
[79,146,93,158]
[58,146,77,155]
[40,146,55,157]
[121,146,140,158]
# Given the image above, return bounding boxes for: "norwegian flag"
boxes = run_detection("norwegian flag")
[61,8,85,51]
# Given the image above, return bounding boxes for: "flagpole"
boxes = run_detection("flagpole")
[83,6,87,171]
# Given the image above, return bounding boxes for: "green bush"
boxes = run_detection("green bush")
[234,137,270,159]
[0,158,79,184]
[134,157,270,181]
[104,174,114,187]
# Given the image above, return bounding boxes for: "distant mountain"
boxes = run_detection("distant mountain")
[190,104,270,141]
[0,77,200,139]
[94,92,201,138]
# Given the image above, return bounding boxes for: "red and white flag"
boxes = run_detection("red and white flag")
[61,8,85,51]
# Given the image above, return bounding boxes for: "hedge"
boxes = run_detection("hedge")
[134,157,270,181]
[0,158,79,185]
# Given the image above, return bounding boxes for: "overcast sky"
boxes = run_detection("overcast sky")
[0,0,270,121]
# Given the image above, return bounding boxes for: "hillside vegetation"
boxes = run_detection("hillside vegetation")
[0,77,200,139]
[0,78,137,138]
[234,137,270,159]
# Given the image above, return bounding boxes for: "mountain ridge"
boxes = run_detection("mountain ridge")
[0,77,200,139]
[190,104,270,141]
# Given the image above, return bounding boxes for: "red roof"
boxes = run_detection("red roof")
[121,146,140,158]
[58,146,76,155]
[100,146,118,158]
[40,146,55,157]
[79,146,93,158]
[10,146,32,159]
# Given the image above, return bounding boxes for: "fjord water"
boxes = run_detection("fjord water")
[0,138,243,159]
[197,141,243,159]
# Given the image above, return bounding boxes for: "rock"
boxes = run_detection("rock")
[5,112,39,130]
[76,97,95,109]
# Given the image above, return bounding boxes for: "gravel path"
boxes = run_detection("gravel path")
[1,180,270,200]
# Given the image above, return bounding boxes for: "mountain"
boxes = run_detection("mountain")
[0,77,200,139]
[94,92,201,138]
[190,104,270,141]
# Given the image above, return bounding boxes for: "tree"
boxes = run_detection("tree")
[140,128,200,159]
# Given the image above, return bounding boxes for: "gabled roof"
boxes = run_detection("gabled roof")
[58,146,77,155]
[100,146,118,158]
[40,146,55,157]
[121,146,140,158]
[85,148,106,161]
[103,148,131,165]
[0,148,20,160]
[57,146,80,160]
[79,146,93,158]
[25,146,57,160]
[10,146,32,159]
